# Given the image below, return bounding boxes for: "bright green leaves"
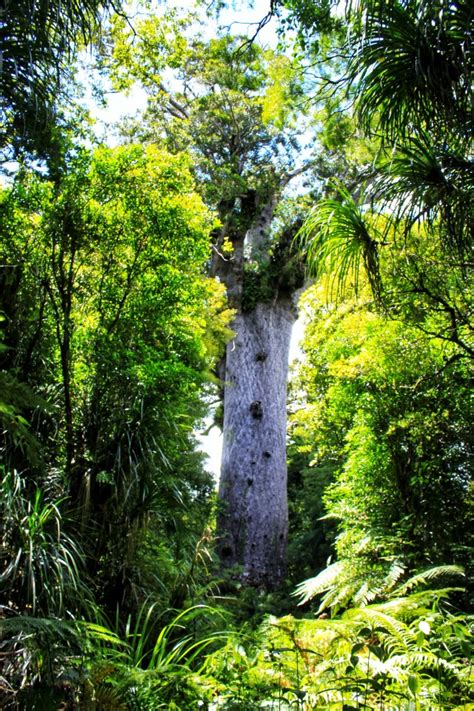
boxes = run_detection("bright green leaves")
[105,18,307,209]
[58,143,224,446]
[108,10,192,93]
[289,282,472,606]
[262,54,300,129]
[0,142,230,616]
[218,593,472,709]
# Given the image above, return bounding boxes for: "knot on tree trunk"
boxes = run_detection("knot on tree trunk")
[249,400,263,419]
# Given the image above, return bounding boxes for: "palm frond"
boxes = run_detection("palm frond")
[349,0,472,141]
[0,0,118,154]
[298,182,381,300]
[374,133,473,255]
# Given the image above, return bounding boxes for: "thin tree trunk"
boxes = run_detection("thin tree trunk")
[217,299,296,588]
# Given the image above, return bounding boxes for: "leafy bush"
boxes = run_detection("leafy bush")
[0,469,86,617]
[205,587,473,710]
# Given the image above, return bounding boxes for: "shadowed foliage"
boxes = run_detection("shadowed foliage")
[0,0,120,157]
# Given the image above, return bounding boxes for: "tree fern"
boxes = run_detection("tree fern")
[294,560,466,617]
[373,589,457,621]
[343,606,412,643]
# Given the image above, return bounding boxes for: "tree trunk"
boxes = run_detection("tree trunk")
[216,299,296,588]
[212,183,304,589]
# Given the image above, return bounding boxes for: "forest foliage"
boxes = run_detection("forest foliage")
[0,0,472,708]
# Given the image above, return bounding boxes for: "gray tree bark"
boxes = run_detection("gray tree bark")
[217,300,296,587]
[212,179,305,589]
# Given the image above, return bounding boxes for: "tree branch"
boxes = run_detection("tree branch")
[157,83,189,119]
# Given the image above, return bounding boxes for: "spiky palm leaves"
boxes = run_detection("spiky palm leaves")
[87,605,228,709]
[354,0,473,258]
[298,182,382,299]
[374,132,473,255]
[0,469,87,616]
[351,0,472,143]
[300,0,472,295]
[0,0,118,155]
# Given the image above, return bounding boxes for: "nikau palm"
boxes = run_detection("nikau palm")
[298,182,381,299]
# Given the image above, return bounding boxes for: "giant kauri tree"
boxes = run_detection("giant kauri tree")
[109,23,315,587]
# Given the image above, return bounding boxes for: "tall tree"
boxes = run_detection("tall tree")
[109,19,313,587]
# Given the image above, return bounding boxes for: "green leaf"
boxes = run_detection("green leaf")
[407,673,419,696]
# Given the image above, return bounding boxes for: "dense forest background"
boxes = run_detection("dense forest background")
[0,0,472,708]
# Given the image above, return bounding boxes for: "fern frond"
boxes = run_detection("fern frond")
[80,622,126,648]
[0,614,78,642]
[294,561,345,605]
[91,685,128,711]
[375,588,463,620]
[318,581,363,614]
[354,580,383,607]
[383,561,406,593]
[375,655,411,683]
[343,607,411,644]
[394,565,464,596]
[403,651,461,677]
